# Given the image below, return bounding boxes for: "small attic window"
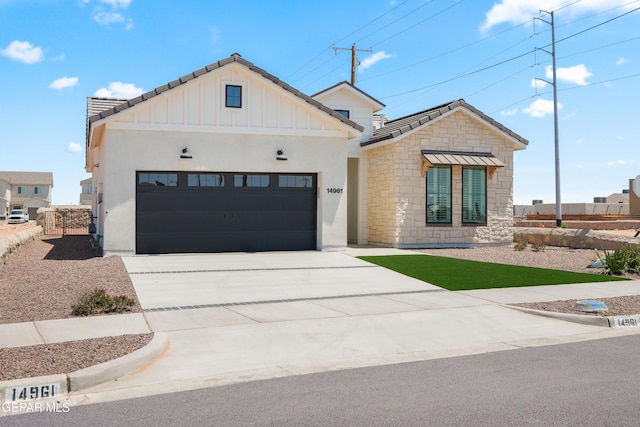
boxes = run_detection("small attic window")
[225,85,242,108]
[335,109,350,119]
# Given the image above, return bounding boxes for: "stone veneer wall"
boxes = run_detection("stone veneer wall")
[515,227,640,250]
[366,110,518,247]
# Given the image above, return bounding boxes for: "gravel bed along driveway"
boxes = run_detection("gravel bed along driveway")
[0,235,152,381]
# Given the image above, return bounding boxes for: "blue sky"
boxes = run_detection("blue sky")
[1,0,638,206]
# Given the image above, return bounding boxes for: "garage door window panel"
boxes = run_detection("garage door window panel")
[139,173,178,187]
[188,173,225,187]
[278,175,313,188]
[234,174,270,187]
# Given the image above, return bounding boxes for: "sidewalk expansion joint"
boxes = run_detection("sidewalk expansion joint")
[128,265,378,275]
[144,288,446,312]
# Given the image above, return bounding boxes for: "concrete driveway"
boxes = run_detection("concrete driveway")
[82,248,616,401]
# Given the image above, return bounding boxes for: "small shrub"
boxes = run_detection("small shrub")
[513,241,528,251]
[531,243,546,252]
[72,289,135,316]
[598,246,640,276]
[71,303,94,316]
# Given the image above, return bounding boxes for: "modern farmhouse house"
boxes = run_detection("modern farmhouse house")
[85,53,527,255]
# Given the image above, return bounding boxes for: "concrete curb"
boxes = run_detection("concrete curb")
[0,225,43,267]
[503,305,640,329]
[0,332,169,403]
[68,332,168,392]
[503,304,611,327]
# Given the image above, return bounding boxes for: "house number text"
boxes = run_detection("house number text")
[326,188,343,194]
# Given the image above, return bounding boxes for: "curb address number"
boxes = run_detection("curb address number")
[613,316,639,328]
[5,384,60,402]
[326,188,343,194]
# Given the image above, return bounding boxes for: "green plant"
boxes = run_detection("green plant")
[513,241,528,251]
[598,246,640,276]
[561,222,569,229]
[531,243,546,252]
[71,289,135,316]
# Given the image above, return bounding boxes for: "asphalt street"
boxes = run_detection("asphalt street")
[6,333,640,426]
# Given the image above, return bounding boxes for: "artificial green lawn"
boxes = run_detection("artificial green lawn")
[358,254,628,291]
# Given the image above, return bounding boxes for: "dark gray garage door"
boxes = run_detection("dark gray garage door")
[136,172,317,254]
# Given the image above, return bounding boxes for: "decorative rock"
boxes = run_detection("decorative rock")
[574,300,608,312]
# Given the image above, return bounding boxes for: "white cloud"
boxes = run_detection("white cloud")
[94,81,143,98]
[89,0,133,29]
[67,142,83,153]
[500,108,518,116]
[547,64,592,86]
[359,51,393,72]
[49,77,79,91]
[0,40,44,64]
[100,0,131,7]
[482,0,633,31]
[523,98,561,118]
[530,78,547,89]
[607,159,636,166]
[616,57,629,66]
[93,9,124,25]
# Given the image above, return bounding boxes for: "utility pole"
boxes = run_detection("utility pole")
[332,44,372,85]
[537,10,562,227]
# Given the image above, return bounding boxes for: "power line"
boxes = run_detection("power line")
[353,0,435,46]
[379,5,640,101]
[285,0,412,80]
[358,19,533,84]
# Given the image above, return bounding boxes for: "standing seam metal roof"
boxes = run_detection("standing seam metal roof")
[360,99,528,147]
[86,53,363,133]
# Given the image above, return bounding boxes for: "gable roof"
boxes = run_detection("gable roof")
[86,53,363,133]
[360,99,528,147]
[311,81,386,112]
[0,171,54,186]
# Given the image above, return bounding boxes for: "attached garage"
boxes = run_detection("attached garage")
[136,172,317,254]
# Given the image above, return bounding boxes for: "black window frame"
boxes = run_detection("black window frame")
[335,109,350,119]
[461,166,487,225]
[225,84,242,108]
[425,166,452,225]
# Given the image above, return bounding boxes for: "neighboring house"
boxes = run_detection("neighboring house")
[0,171,53,220]
[86,53,527,255]
[607,190,629,204]
[80,177,93,205]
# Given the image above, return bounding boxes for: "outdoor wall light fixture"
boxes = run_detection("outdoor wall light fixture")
[180,148,192,159]
[276,149,288,161]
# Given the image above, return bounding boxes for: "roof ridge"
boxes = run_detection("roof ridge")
[86,53,363,133]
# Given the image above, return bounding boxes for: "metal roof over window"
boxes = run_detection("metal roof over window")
[421,150,505,178]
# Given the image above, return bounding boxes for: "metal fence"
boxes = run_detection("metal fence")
[42,209,91,236]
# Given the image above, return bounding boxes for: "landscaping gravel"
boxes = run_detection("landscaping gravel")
[0,235,152,381]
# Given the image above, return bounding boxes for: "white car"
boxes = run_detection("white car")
[7,209,29,224]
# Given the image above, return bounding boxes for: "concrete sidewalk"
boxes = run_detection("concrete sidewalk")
[0,313,150,349]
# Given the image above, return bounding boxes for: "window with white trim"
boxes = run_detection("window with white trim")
[225,85,242,108]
